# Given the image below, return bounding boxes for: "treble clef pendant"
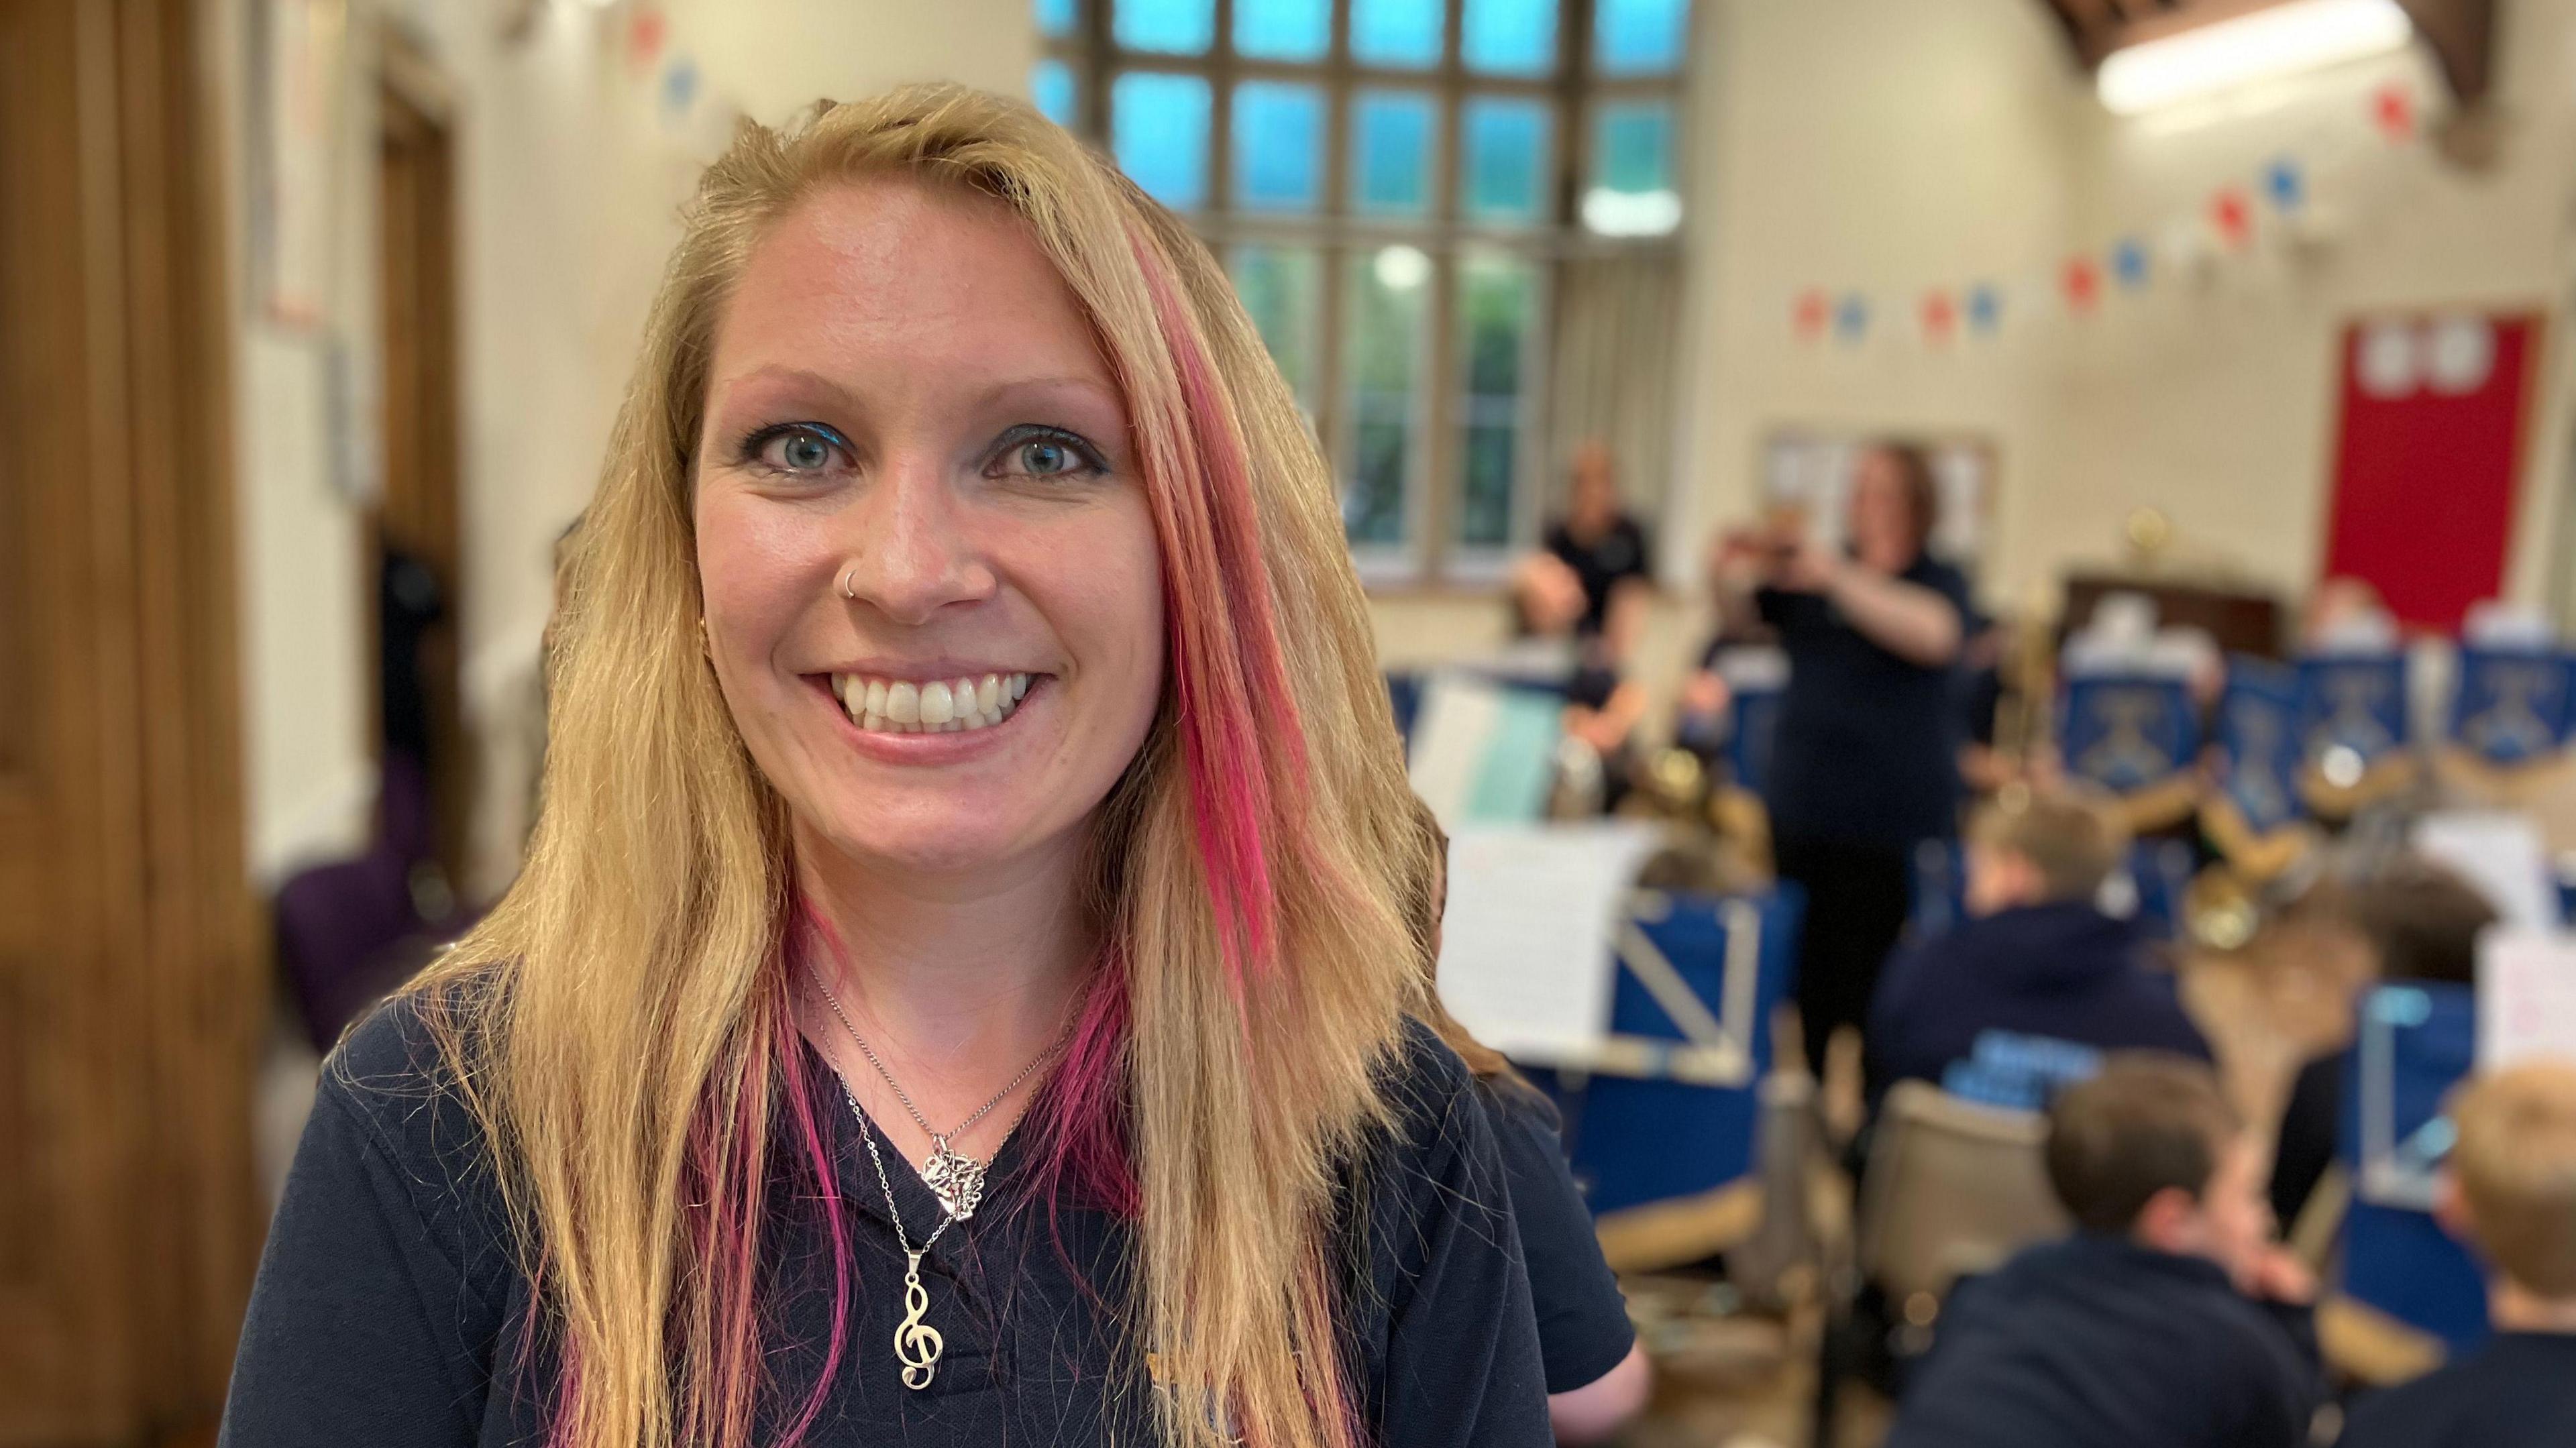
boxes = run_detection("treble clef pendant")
[896,1251,944,1391]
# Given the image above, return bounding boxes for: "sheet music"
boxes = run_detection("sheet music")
[2414,810,2561,932]
[2479,929,2576,1070]
[1435,822,1661,1064]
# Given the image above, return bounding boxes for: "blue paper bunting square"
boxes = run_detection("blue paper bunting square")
[1966,283,2003,333]
[2264,157,2306,211]
[1833,293,1870,343]
[2112,237,2150,290]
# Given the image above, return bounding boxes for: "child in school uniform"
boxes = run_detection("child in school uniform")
[1886,1054,2320,1448]
[2339,1060,2576,1447]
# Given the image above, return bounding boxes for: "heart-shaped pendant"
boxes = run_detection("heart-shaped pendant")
[921,1138,985,1221]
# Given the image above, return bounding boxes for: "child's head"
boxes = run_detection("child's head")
[2440,1060,2576,1303]
[1965,789,2129,917]
[2350,854,2498,985]
[2046,1054,2273,1286]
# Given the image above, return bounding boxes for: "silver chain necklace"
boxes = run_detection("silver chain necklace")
[807,962,1071,1222]
[845,1082,957,1391]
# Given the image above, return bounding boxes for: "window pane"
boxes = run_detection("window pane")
[1350,90,1436,217]
[1032,59,1077,127]
[1115,0,1214,54]
[1232,82,1324,212]
[1342,246,1430,548]
[1462,0,1557,76]
[1351,0,1443,68]
[1035,0,1078,38]
[1595,0,1689,73]
[1461,97,1550,223]
[1583,100,1679,234]
[1456,252,1536,549]
[1228,245,1321,410]
[1236,0,1330,60]
[1112,73,1212,209]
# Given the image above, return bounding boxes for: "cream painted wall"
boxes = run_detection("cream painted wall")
[2034,0,2576,613]
[223,0,1034,887]
[1375,0,2576,704]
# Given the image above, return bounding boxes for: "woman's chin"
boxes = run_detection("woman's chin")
[801,810,1057,883]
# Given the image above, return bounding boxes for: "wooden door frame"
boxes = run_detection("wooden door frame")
[0,0,259,1440]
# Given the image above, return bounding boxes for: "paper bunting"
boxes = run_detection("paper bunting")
[2062,256,2102,313]
[2265,157,2306,211]
[1792,288,1830,339]
[1789,80,2430,348]
[1966,284,2003,334]
[2112,238,2150,290]
[2210,186,2253,249]
[2373,82,2417,143]
[1833,294,1871,342]
[627,6,668,71]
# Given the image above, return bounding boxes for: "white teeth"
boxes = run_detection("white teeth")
[835,670,1036,735]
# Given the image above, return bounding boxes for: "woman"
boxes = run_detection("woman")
[221,88,1548,1448]
[1714,443,1968,1077]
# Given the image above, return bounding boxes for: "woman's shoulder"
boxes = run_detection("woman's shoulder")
[1357,1017,1513,1215]
[315,976,511,1209]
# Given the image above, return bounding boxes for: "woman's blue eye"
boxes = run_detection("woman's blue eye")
[993,428,1103,482]
[751,425,845,474]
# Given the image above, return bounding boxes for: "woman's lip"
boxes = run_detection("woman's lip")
[808,675,1042,764]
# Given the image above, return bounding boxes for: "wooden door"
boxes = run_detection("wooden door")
[0,1,259,1443]
[373,65,470,897]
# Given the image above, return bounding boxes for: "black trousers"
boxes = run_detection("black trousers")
[1772,834,1916,1076]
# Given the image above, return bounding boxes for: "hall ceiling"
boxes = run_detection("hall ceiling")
[2035,0,2497,105]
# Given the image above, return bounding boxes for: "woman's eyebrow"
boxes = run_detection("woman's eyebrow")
[708,364,865,415]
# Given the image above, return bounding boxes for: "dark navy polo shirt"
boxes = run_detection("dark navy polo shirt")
[1757,553,1972,848]
[219,994,1553,1447]
[2339,1331,2576,1448]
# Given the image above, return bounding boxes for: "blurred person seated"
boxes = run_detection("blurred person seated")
[1508,447,1652,796]
[1887,1055,2320,1448]
[1865,790,2210,1115]
[1531,439,1653,661]
[1400,797,1652,1442]
[2339,1060,2576,1447]
[2268,856,2500,1230]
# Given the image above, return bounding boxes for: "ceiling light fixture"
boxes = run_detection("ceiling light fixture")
[2096,0,2414,115]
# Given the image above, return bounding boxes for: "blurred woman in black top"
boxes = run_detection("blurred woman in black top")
[1713,443,1970,1076]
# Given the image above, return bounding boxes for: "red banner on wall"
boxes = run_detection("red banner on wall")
[2322,313,2540,632]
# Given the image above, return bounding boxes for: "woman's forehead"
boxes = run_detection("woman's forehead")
[711,176,1110,388]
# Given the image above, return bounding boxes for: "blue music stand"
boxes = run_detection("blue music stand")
[2341,983,2489,1355]
[1525,887,1805,1219]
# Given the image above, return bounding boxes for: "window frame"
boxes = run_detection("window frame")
[1042,0,1686,587]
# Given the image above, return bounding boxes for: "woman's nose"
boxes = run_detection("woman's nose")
[837,453,997,626]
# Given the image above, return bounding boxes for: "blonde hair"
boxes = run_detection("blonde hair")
[413,86,1427,1448]
[2450,1061,2576,1297]
[1969,787,2129,903]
